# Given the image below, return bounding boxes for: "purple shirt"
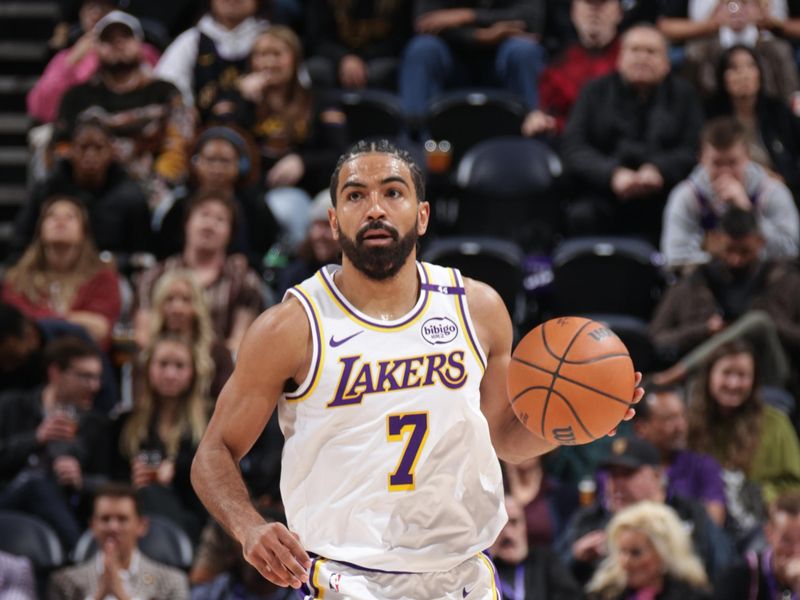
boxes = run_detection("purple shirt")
[667,449,726,505]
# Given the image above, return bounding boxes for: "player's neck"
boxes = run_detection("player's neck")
[335,258,420,321]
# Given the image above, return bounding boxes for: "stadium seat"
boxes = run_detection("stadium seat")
[551,237,666,321]
[425,90,528,166]
[335,89,406,144]
[0,510,64,570]
[421,236,526,330]
[453,136,562,250]
[71,514,193,570]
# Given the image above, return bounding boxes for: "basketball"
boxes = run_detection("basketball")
[508,316,635,446]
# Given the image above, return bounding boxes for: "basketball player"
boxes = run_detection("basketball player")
[191,139,643,599]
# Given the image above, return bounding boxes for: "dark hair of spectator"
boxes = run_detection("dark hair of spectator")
[720,206,759,239]
[93,482,143,516]
[700,117,746,151]
[44,335,100,371]
[329,139,425,207]
[711,44,767,113]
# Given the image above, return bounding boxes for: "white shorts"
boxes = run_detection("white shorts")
[300,553,502,600]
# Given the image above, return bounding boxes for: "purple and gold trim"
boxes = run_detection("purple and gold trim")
[480,552,501,600]
[285,286,324,402]
[318,262,433,332]
[450,269,487,372]
[308,556,326,598]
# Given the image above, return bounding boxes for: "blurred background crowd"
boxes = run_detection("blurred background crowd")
[1,0,800,598]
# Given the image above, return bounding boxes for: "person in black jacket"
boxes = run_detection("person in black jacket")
[561,24,704,243]
[12,120,152,263]
[304,0,413,91]
[0,336,109,549]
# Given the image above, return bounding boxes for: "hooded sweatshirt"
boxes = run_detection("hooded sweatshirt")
[660,161,799,268]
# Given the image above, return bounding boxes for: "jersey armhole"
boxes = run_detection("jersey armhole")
[450,268,488,372]
[284,286,324,401]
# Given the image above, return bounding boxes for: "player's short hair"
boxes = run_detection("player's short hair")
[701,117,746,151]
[329,139,425,206]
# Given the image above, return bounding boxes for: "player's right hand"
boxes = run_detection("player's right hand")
[242,522,311,589]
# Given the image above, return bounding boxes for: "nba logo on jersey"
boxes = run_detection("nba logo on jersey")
[421,317,459,345]
[329,572,342,592]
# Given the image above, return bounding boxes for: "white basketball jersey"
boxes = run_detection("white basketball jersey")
[279,262,507,573]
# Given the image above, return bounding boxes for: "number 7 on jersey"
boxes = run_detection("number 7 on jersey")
[386,412,429,491]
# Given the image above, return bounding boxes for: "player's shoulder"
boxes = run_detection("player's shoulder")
[461,276,511,335]
[240,294,310,351]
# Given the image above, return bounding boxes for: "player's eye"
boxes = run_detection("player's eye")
[347,191,363,202]
[386,188,402,199]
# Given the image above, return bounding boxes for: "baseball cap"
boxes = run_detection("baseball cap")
[94,10,144,41]
[600,436,660,470]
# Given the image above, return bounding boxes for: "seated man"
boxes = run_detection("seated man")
[560,24,703,242]
[650,207,800,388]
[47,482,189,599]
[490,495,584,599]
[713,492,800,599]
[634,384,726,526]
[555,436,734,586]
[662,116,798,270]
[0,336,109,549]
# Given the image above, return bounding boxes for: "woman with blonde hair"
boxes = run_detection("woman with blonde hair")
[587,501,711,600]
[144,269,233,398]
[2,195,120,349]
[112,333,210,541]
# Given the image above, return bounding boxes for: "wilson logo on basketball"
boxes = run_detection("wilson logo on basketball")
[587,327,614,342]
[421,317,458,345]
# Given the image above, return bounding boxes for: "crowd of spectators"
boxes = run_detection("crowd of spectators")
[2,0,800,598]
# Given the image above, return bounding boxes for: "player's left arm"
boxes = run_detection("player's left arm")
[466,278,556,463]
[465,278,642,464]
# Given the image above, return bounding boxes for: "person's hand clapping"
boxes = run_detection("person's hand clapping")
[95,539,130,600]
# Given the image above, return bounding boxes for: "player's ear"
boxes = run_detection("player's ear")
[329,207,340,240]
[416,201,430,236]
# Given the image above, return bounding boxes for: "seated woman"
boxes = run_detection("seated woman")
[220,25,347,249]
[2,195,121,350]
[706,44,800,197]
[143,269,233,398]
[135,189,265,356]
[113,333,210,542]
[586,501,711,600]
[152,125,282,270]
[688,340,800,546]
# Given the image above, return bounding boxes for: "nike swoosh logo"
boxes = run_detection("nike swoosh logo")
[462,586,473,598]
[329,331,363,347]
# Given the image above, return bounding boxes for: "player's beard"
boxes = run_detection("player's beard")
[338,220,418,281]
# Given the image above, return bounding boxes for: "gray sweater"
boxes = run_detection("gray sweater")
[660,162,799,267]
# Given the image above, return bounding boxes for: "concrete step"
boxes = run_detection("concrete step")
[0,42,49,63]
[0,3,60,19]
[0,185,27,207]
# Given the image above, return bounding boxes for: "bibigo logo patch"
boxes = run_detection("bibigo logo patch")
[421,317,458,345]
